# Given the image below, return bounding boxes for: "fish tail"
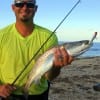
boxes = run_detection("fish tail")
[23,90,29,100]
[24,82,30,90]
[24,77,34,90]
[22,85,29,100]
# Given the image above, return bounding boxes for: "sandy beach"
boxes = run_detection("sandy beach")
[49,56,100,100]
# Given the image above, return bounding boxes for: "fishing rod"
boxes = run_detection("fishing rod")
[12,0,81,85]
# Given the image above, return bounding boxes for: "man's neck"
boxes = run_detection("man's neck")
[15,22,34,37]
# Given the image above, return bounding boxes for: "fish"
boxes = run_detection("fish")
[24,32,97,92]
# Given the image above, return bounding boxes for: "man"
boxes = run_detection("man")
[0,0,73,100]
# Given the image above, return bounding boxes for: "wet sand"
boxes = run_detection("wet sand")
[49,56,100,100]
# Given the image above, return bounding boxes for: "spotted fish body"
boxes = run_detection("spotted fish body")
[24,32,97,91]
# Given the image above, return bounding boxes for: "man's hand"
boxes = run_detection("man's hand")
[0,84,16,98]
[54,46,73,67]
[45,46,73,81]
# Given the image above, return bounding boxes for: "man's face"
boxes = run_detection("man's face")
[12,0,37,22]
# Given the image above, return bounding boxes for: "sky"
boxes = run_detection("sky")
[0,0,100,42]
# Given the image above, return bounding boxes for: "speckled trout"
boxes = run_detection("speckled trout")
[24,32,97,91]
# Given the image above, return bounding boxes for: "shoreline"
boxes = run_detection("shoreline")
[49,56,100,100]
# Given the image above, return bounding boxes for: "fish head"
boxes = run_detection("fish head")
[63,40,93,57]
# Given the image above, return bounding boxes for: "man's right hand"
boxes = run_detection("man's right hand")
[0,84,16,98]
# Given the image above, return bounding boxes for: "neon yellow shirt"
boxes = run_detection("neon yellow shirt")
[0,23,58,95]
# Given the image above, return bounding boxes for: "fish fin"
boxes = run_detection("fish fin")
[24,81,32,92]
[33,75,42,85]
[24,76,42,92]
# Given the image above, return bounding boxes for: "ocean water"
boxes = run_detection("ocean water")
[82,42,100,57]
[59,42,100,57]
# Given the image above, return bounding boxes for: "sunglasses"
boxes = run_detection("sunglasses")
[14,2,35,8]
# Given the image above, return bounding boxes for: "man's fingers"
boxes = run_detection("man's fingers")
[54,46,73,68]
[54,47,63,66]
[60,46,70,66]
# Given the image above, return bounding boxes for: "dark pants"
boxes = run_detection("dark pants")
[9,89,49,100]
[2,82,50,100]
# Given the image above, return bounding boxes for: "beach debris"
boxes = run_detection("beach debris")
[24,32,97,93]
[93,83,100,91]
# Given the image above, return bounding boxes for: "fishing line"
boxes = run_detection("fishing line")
[12,0,81,85]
